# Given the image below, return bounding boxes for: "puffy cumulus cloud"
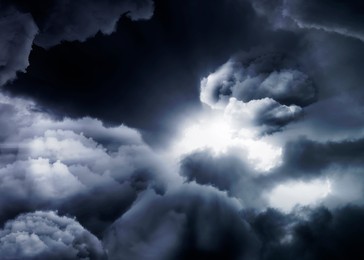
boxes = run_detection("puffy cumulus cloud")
[0,211,106,260]
[104,183,260,260]
[0,93,171,234]
[28,0,154,48]
[251,0,364,42]
[0,159,85,220]
[200,51,316,135]
[0,8,38,86]
[200,52,316,108]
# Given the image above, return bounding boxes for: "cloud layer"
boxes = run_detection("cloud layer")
[1,0,364,259]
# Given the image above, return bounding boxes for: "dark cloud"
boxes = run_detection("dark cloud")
[287,0,364,42]
[246,206,364,260]
[34,0,154,48]
[0,0,363,258]
[179,150,273,208]
[3,0,303,145]
[180,151,245,192]
[0,8,37,86]
[0,211,106,260]
[252,0,364,42]
[3,0,154,49]
[103,184,364,260]
[104,184,260,260]
[279,137,364,179]
[179,136,364,211]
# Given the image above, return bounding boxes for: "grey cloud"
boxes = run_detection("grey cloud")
[279,137,364,179]
[179,150,273,209]
[0,8,38,86]
[246,206,364,260]
[225,97,303,135]
[0,211,106,260]
[33,0,154,48]
[179,136,364,211]
[104,184,260,260]
[200,51,316,108]
[104,180,364,260]
[252,0,364,42]
[0,93,171,234]
[200,51,315,134]
[287,0,364,42]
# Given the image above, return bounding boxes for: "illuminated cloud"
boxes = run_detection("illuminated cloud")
[200,52,316,108]
[172,112,282,172]
[199,51,315,136]
[0,211,106,259]
[266,179,332,212]
[0,1,363,258]
[0,93,171,233]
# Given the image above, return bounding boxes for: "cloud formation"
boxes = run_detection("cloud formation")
[33,0,154,48]
[104,184,259,260]
[0,211,106,260]
[0,93,170,235]
[200,51,316,135]
[252,0,364,42]
[247,206,364,260]
[0,0,155,88]
[0,8,37,86]
[0,0,364,259]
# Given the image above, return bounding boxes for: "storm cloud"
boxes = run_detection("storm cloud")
[0,8,37,86]
[0,0,364,259]
[104,184,259,260]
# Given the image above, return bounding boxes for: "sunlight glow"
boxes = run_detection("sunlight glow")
[173,113,282,172]
[267,179,332,212]
[180,117,233,154]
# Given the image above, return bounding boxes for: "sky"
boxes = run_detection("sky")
[0,0,364,259]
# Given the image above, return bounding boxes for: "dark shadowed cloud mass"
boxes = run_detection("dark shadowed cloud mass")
[0,0,364,259]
